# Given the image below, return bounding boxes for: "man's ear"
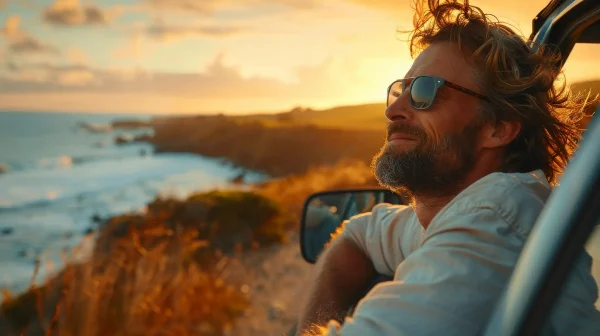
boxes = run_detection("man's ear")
[481,120,522,149]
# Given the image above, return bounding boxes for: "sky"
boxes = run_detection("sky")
[0,0,598,115]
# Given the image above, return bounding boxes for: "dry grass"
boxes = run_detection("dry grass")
[257,159,378,220]
[0,160,378,336]
[1,228,249,336]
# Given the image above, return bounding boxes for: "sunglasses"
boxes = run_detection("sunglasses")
[387,75,490,110]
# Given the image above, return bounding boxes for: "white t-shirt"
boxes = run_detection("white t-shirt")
[323,170,600,335]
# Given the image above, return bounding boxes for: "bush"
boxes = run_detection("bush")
[1,228,249,336]
[98,190,288,258]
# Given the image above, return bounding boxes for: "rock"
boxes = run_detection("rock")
[268,301,286,321]
[1,227,13,235]
[111,120,151,129]
[79,122,112,133]
[231,171,246,184]
[84,227,95,235]
[0,164,9,174]
[18,248,36,258]
[114,133,134,145]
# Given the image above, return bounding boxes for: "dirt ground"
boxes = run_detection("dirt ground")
[226,232,314,336]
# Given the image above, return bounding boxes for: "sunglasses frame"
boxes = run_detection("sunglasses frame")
[387,75,490,110]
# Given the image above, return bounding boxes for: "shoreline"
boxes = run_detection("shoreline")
[0,152,269,296]
[1,107,385,334]
[0,159,378,335]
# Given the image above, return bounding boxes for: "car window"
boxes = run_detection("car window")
[535,42,600,333]
[586,226,600,310]
[538,224,600,335]
[563,42,600,310]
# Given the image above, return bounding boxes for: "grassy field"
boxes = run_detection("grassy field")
[0,160,377,336]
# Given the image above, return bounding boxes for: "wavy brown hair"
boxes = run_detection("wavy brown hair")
[405,0,595,185]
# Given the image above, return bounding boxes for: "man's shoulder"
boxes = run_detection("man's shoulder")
[438,170,552,238]
[370,203,414,224]
[462,169,550,205]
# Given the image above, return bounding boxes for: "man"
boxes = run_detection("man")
[297,0,600,335]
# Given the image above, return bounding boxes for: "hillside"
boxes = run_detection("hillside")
[144,115,386,177]
[571,80,600,98]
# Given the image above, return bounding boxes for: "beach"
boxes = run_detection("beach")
[0,111,267,295]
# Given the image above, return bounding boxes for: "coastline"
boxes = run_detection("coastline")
[1,109,381,335]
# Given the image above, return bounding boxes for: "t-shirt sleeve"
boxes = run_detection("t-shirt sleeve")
[325,207,526,336]
[339,203,411,276]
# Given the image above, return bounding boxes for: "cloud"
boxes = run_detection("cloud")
[144,0,212,14]
[113,28,147,59]
[0,52,390,114]
[146,21,247,42]
[2,15,21,38]
[144,0,319,15]
[1,62,99,88]
[10,36,58,54]
[43,0,121,26]
[1,15,58,55]
[66,48,90,66]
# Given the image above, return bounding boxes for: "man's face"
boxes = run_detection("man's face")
[373,42,486,196]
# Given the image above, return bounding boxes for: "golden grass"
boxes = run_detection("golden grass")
[257,159,378,220]
[0,160,378,336]
[1,229,249,336]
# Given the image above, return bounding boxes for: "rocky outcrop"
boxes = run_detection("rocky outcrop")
[141,116,384,178]
[0,164,8,174]
[111,120,151,129]
[79,122,112,133]
[114,134,134,144]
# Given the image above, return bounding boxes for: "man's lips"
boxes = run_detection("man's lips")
[388,132,417,141]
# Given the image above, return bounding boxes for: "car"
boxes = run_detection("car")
[295,0,600,335]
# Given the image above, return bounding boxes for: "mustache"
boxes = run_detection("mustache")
[386,122,427,141]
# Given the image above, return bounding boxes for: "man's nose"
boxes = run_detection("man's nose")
[385,92,413,122]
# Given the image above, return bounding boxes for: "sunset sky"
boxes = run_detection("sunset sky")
[0,0,598,115]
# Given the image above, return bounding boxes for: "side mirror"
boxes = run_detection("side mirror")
[300,188,405,263]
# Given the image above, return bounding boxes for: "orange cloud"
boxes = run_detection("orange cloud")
[146,21,248,42]
[43,0,122,26]
[66,48,91,66]
[0,53,394,113]
[144,0,319,14]
[1,15,58,54]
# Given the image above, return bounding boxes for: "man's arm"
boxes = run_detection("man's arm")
[296,236,376,335]
[321,207,526,336]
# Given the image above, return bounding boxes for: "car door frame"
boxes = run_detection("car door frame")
[484,1,600,334]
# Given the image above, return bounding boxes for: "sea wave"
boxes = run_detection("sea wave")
[0,146,153,175]
[0,153,266,211]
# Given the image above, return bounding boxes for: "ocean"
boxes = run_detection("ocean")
[0,111,267,294]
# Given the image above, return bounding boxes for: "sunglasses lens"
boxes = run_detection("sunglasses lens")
[387,81,404,107]
[411,76,436,109]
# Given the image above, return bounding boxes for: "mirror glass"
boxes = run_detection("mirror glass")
[301,190,403,263]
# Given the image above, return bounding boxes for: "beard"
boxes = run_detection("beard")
[371,120,482,197]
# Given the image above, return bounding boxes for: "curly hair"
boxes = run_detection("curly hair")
[404,0,595,185]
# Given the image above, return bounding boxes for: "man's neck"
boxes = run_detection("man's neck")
[411,165,501,228]
[412,194,457,229]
